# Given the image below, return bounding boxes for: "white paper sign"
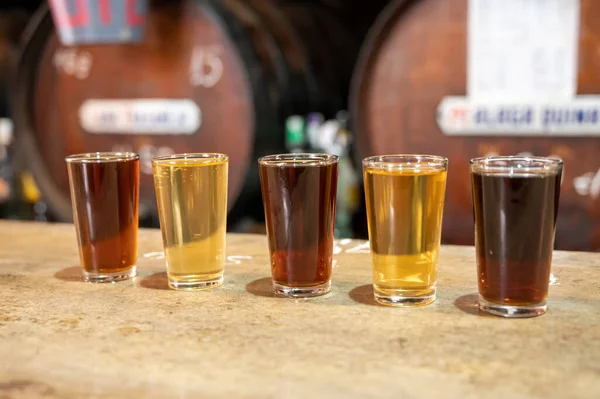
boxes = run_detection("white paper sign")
[437,96,600,136]
[79,99,201,135]
[468,0,580,100]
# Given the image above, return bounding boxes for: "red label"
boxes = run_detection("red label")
[49,0,146,30]
[49,0,89,28]
[99,0,111,25]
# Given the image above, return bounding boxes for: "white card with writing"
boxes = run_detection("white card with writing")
[468,0,580,101]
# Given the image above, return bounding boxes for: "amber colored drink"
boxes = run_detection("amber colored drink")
[363,155,447,307]
[66,152,139,282]
[259,154,338,297]
[471,156,563,317]
[152,153,228,290]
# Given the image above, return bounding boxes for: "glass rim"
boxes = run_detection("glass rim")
[65,152,139,163]
[363,154,448,170]
[258,153,339,166]
[470,156,563,174]
[151,153,229,165]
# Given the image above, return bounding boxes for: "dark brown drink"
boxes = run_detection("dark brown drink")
[259,154,338,297]
[470,156,562,317]
[66,153,139,282]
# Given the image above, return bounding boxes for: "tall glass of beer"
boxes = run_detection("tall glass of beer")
[152,153,228,290]
[259,153,338,298]
[471,156,563,318]
[363,155,448,307]
[66,152,139,283]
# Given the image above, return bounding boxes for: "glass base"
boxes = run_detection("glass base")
[83,266,136,283]
[373,285,436,307]
[168,274,223,291]
[478,295,547,318]
[273,280,331,298]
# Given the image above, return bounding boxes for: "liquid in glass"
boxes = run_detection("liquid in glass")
[153,153,228,290]
[259,153,338,297]
[66,152,139,282]
[364,155,447,306]
[471,156,562,317]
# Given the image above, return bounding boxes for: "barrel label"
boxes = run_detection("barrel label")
[53,48,93,80]
[468,0,579,100]
[79,99,201,134]
[437,96,600,136]
[49,0,147,45]
[189,45,224,88]
[574,168,600,199]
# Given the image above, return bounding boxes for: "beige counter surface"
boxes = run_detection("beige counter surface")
[0,220,599,398]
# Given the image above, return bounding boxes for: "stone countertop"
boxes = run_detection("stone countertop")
[0,220,599,399]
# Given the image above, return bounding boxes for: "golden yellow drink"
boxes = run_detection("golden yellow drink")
[152,154,228,290]
[363,155,447,306]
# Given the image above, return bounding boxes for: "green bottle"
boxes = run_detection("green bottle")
[285,115,306,152]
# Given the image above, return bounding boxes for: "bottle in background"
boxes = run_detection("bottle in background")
[318,111,359,238]
[285,115,306,153]
[305,112,324,151]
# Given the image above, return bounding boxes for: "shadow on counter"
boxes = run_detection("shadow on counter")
[139,272,169,290]
[348,284,378,306]
[245,277,276,298]
[54,266,83,282]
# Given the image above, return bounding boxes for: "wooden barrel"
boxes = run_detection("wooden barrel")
[277,0,389,40]
[0,8,30,117]
[352,0,600,251]
[0,7,33,216]
[13,0,356,225]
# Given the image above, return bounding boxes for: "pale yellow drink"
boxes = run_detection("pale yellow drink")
[152,154,228,290]
[363,155,447,306]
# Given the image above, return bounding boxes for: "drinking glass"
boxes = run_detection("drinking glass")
[363,155,448,306]
[471,156,563,318]
[66,152,139,282]
[259,153,338,297]
[152,153,228,290]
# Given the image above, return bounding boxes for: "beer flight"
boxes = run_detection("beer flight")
[65,152,562,319]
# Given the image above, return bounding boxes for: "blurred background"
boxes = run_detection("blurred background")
[0,0,598,251]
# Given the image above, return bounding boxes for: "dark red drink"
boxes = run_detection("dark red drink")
[259,154,338,297]
[471,156,562,317]
[66,152,139,282]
